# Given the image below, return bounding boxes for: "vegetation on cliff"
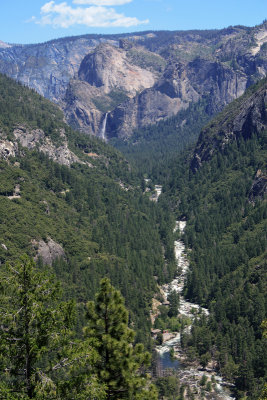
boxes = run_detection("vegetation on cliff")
[161,79,267,399]
[0,73,176,348]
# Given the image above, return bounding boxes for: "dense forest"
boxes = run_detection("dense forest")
[159,80,267,399]
[113,78,266,399]
[0,74,177,349]
[0,256,158,399]
[0,67,266,399]
[111,98,212,180]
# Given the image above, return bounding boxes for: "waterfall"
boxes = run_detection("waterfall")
[100,113,108,141]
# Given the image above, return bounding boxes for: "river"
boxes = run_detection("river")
[157,221,235,399]
[150,185,234,399]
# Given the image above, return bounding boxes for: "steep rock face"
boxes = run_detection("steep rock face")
[63,43,156,136]
[88,25,267,139]
[108,58,249,138]
[185,59,248,111]
[78,43,155,96]
[108,88,182,138]
[0,23,267,138]
[0,38,117,103]
[63,80,103,135]
[155,61,200,100]
[191,80,267,171]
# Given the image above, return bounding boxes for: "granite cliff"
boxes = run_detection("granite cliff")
[0,23,267,138]
[191,78,267,172]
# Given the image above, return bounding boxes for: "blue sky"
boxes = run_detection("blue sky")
[0,0,266,44]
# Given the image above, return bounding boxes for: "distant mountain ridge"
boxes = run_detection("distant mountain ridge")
[0,22,267,138]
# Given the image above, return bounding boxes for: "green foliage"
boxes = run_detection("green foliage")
[0,256,99,399]
[155,374,180,399]
[91,90,129,112]
[108,89,130,105]
[258,383,267,400]
[199,375,207,387]
[206,381,212,392]
[0,72,177,347]
[126,48,166,73]
[0,258,157,399]
[168,290,180,318]
[111,98,212,180]
[154,313,189,333]
[0,149,170,345]
[0,74,64,144]
[162,80,267,399]
[84,278,157,400]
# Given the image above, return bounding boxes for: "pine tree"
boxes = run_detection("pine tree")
[167,290,180,318]
[84,278,157,400]
[0,256,101,399]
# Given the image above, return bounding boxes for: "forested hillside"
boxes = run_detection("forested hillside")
[111,98,211,179]
[0,54,266,399]
[161,78,267,399]
[0,73,176,347]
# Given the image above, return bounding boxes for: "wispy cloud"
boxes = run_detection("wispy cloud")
[34,1,148,28]
[73,0,132,5]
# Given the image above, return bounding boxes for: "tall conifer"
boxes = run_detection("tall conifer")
[85,278,157,399]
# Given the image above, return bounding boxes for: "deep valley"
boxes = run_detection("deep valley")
[0,20,266,400]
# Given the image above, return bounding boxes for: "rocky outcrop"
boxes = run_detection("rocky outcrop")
[0,126,83,166]
[249,169,267,201]
[63,80,103,135]
[13,126,83,166]
[63,43,156,135]
[0,37,118,103]
[74,24,266,138]
[32,238,65,266]
[191,80,267,171]
[0,139,17,159]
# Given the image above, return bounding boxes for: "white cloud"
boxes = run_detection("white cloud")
[25,16,37,23]
[35,1,148,28]
[73,0,132,5]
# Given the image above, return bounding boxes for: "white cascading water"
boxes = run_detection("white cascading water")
[155,219,234,399]
[100,113,108,141]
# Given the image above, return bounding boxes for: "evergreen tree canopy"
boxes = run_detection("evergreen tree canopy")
[167,290,180,318]
[161,78,267,399]
[84,278,158,400]
[0,256,102,400]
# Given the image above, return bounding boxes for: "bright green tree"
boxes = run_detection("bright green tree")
[0,256,102,399]
[84,277,157,400]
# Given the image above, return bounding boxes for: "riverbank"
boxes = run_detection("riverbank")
[152,220,235,400]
